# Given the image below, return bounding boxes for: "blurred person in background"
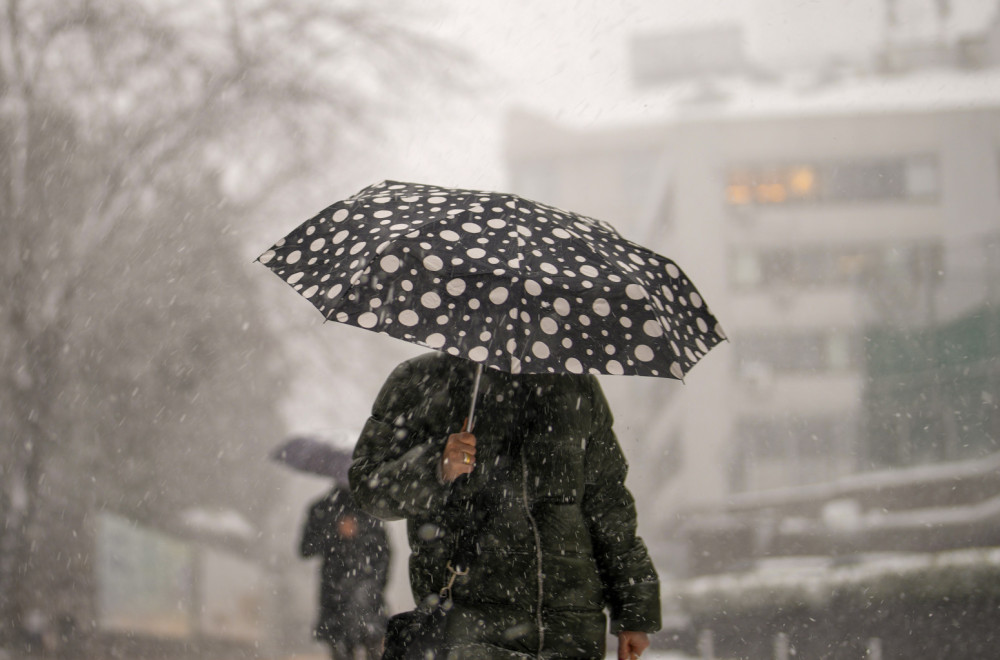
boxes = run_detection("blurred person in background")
[300,486,390,660]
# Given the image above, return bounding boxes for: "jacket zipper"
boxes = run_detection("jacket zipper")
[520,445,544,658]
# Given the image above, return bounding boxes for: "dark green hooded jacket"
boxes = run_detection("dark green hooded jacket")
[350,352,660,659]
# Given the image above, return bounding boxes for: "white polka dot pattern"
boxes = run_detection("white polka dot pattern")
[258,180,725,379]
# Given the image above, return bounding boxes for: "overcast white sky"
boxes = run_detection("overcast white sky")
[357,0,997,192]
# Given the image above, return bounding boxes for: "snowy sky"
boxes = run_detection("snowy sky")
[362,0,998,191]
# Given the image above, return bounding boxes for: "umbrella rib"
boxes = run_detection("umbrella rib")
[537,221,685,373]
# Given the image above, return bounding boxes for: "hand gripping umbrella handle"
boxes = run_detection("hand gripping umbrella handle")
[467,363,483,433]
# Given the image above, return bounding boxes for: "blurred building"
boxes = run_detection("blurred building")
[503,13,1000,575]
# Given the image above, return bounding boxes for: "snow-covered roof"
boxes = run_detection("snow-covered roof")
[722,449,1000,512]
[527,66,1000,131]
[701,68,997,119]
[676,545,1000,609]
[180,507,256,540]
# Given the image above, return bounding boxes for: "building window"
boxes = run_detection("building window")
[725,155,939,206]
[904,156,939,198]
[825,160,905,201]
[737,415,853,458]
[735,330,862,374]
[729,241,943,290]
[732,413,858,490]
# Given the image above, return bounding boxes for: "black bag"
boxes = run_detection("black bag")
[381,600,451,660]
[383,558,468,660]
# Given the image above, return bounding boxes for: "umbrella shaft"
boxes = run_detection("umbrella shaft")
[467,363,483,432]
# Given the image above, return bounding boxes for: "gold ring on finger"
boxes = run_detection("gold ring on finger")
[462,452,472,465]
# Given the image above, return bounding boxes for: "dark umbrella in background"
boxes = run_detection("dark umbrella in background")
[258,180,725,427]
[271,436,353,483]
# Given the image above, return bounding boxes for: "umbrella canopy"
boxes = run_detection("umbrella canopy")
[271,436,353,481]
[259,180,725,381]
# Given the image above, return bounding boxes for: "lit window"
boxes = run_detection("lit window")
[727,183,753,205]
[788,166,817,198]
[726,170,753,205]
[725,155,938,206]
[755,182,787,204]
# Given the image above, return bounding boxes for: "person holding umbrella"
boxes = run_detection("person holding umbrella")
[258,180,725,659]
[349,351,660,660]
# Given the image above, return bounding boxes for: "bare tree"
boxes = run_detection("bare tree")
[0,0,464,647]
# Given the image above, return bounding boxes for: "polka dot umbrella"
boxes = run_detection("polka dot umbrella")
[258,180,726,426]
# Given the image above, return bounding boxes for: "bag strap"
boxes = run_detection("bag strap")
[439,561,468,601]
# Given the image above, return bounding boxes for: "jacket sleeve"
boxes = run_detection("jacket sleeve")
[349,359,454,521]
[581,377,662,635]
[299,499,327,558]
